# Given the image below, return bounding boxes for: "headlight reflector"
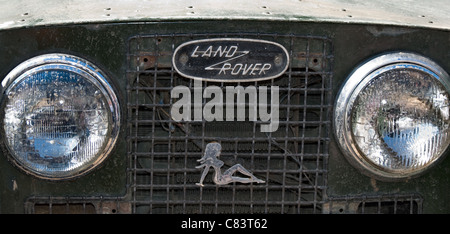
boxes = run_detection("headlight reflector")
[1,54,120,180]
[335,52,450,180]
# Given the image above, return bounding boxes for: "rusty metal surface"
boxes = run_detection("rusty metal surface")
[0,0,449,31]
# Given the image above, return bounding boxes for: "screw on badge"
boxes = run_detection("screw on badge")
[196,142,265,186]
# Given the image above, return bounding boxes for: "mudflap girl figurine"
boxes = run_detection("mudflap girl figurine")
[196,142,265,186]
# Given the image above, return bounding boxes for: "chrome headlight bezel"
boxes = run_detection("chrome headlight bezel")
[334,52,450,180]
[0,53,120,180]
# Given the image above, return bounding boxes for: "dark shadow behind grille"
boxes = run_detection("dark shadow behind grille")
[126,34,333,214]
[325,194,423,214]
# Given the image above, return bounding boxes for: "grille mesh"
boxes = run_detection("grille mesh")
[325,194,423,214]
[126,33,333,214]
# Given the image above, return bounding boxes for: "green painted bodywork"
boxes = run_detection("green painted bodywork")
[1,0,449,31]
[0,2,449,214]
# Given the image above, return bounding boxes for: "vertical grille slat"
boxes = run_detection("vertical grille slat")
[126,33,333,214]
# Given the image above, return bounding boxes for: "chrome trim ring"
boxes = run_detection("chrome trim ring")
[334,52,450,180]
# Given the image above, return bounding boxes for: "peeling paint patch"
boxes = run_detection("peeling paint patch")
[366,26,417,37]
[370,178,379,192]
[12,179,18,191]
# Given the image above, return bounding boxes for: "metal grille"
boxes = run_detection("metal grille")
[126,33,333,214]
[25,196,129,214]
[324,194,423,214]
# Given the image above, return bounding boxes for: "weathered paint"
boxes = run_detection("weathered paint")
[0,0,449,31]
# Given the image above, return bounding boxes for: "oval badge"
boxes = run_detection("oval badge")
[173,38,289,82]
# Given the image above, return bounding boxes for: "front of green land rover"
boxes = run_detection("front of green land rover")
[0,0,449,215]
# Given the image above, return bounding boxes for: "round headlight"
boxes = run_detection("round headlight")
[335,52,450,180]
[1,54,120,180]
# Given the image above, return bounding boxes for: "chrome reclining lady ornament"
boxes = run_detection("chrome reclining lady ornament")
[196,142,265,186]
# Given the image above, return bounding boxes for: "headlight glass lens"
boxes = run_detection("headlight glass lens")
[1,54,120,179]
[352,66,450,172]
[335,53,450,179]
